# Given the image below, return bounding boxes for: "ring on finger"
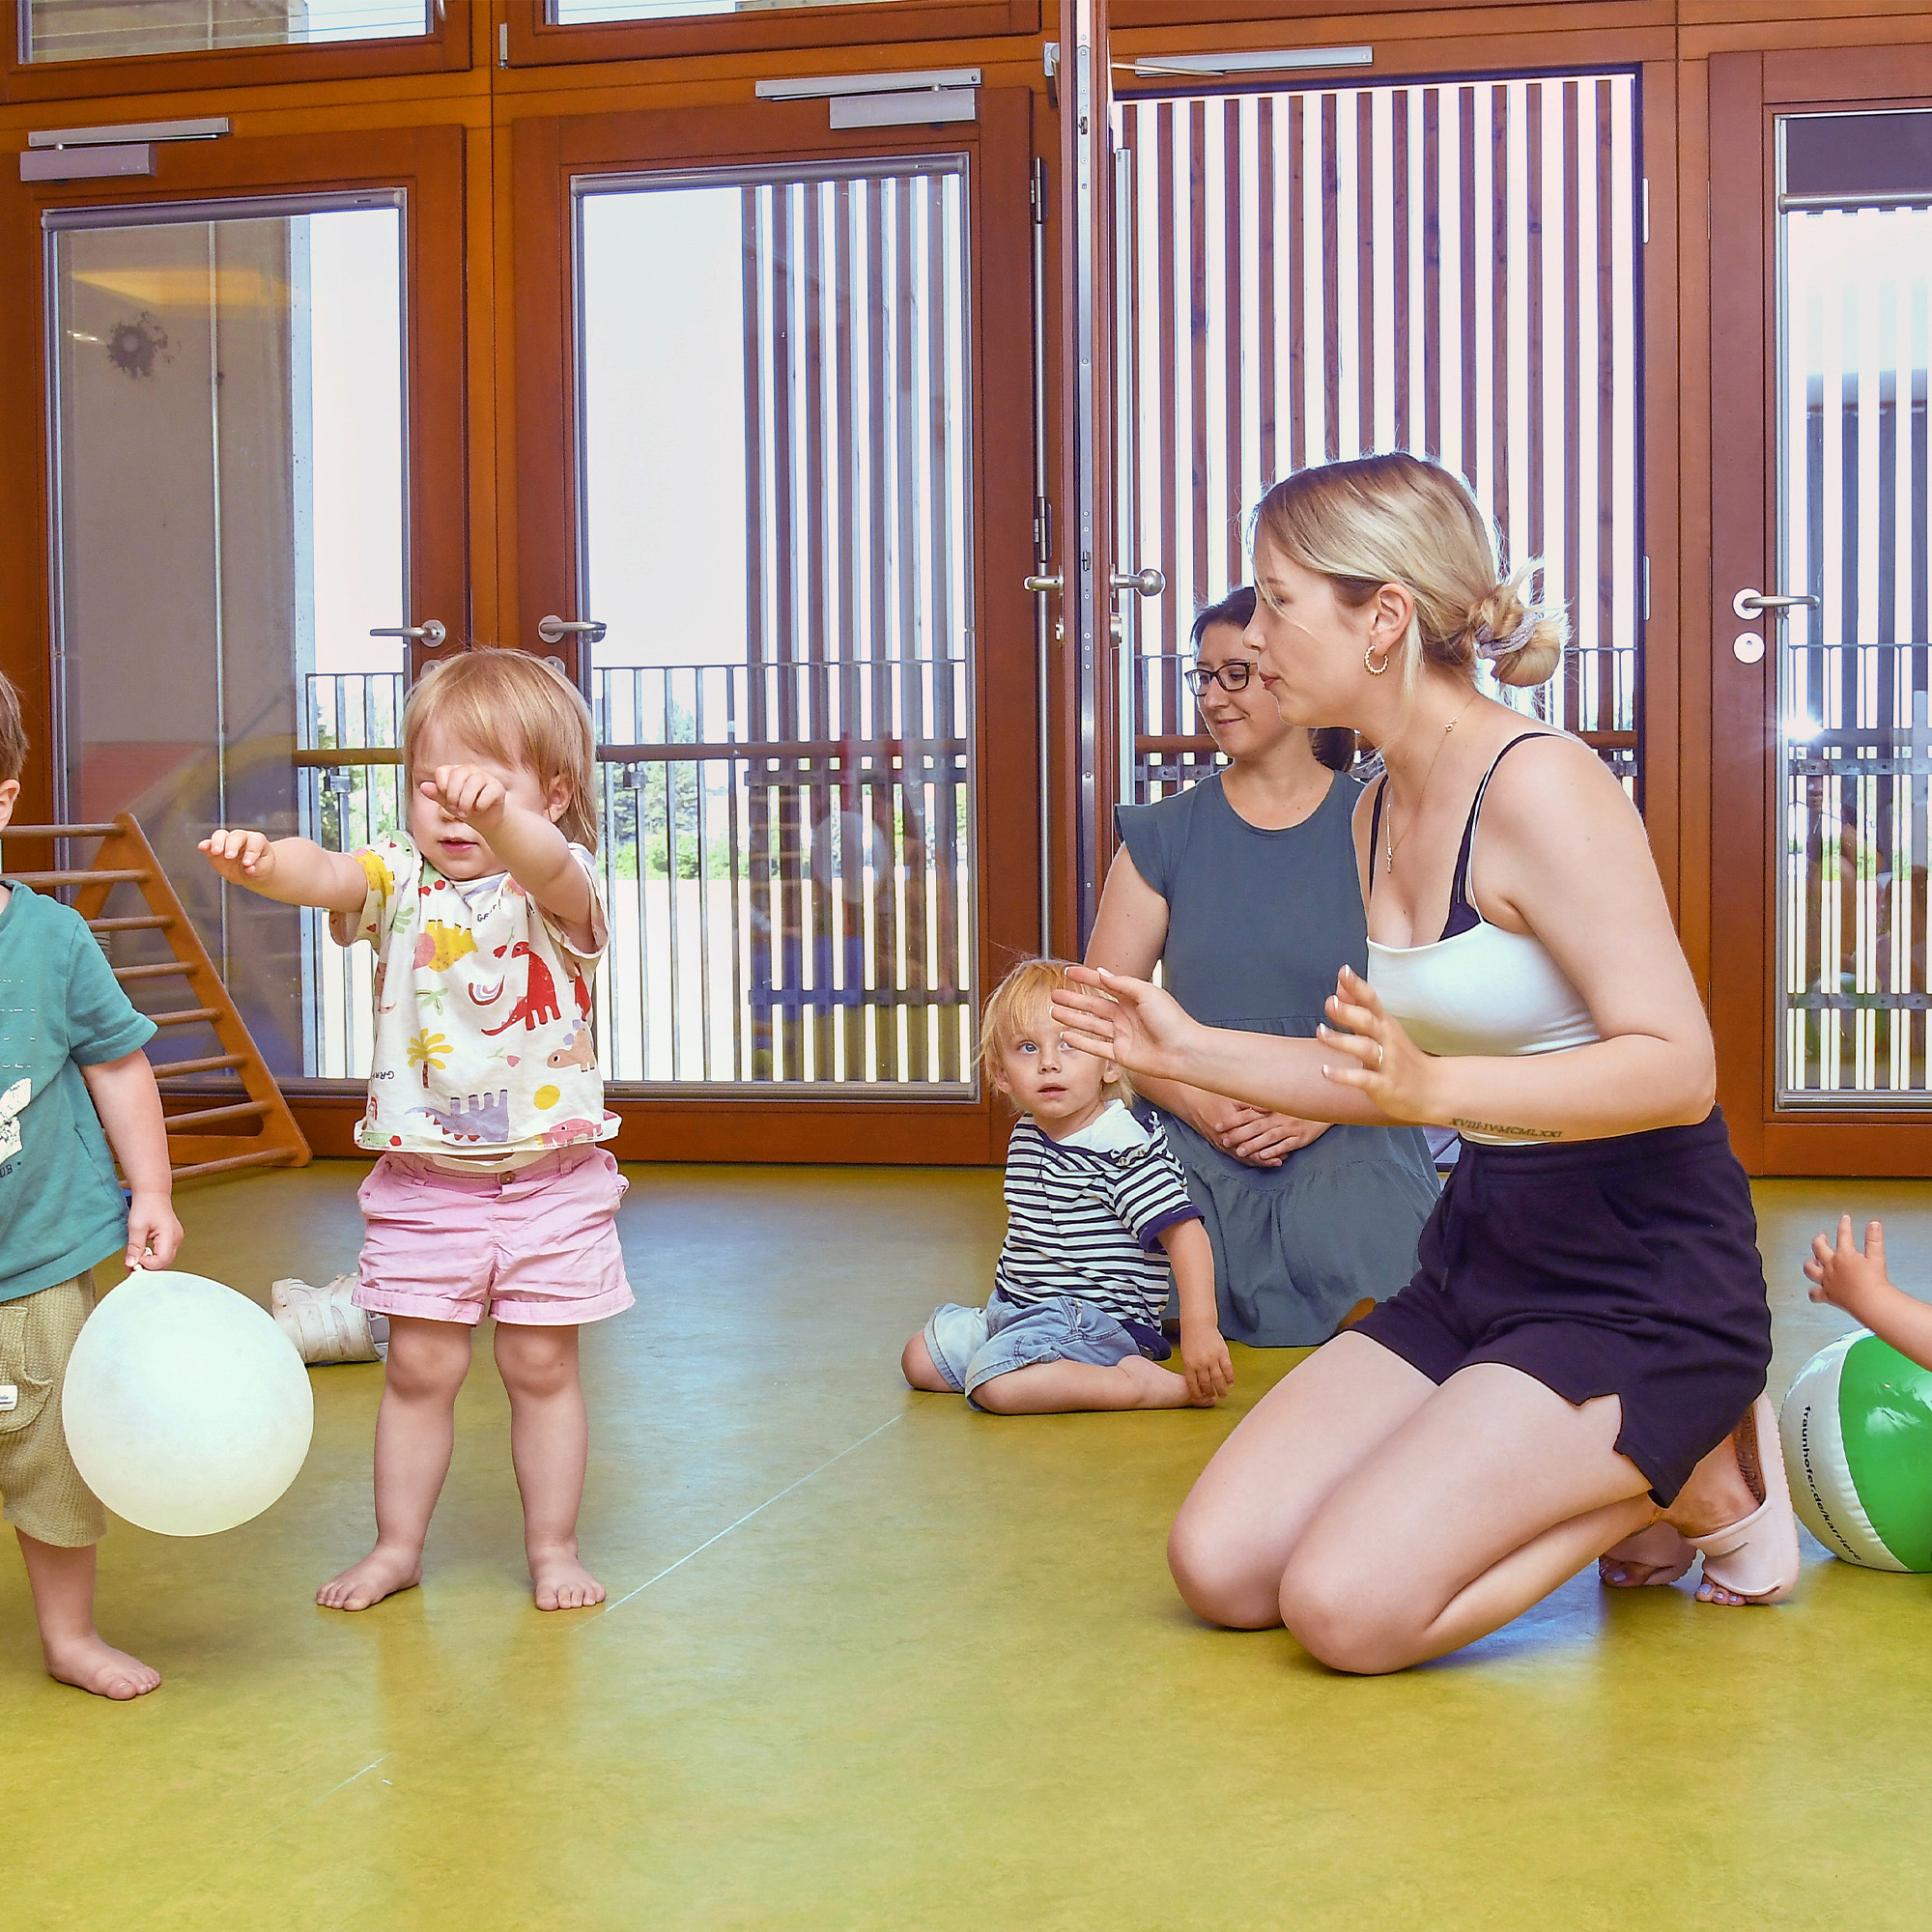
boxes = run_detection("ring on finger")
[1373,1042,1385,1070]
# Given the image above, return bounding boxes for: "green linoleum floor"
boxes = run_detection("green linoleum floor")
[7,1162,1932,1930]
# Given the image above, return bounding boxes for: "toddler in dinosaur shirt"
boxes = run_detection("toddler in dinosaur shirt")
[202,650,629,1614]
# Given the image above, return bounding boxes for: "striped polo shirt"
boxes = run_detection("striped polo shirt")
[993,1102,1202,1329]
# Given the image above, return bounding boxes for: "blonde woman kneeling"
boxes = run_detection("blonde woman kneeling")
[1053,453,1798,1674]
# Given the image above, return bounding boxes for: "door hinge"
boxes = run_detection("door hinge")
[498,20,509,66]
[1641,177,1650,244]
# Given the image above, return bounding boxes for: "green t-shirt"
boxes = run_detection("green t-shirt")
[0,882,157,1302]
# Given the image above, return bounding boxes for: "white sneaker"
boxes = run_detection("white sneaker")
[270,1275,389,1365]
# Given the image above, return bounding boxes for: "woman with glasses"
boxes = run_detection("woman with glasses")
[1085,586,1438,1348]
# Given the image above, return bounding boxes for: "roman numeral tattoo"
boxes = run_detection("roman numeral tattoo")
[1450,1118,1565,1141]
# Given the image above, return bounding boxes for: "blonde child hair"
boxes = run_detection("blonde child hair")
[1250,451,1570,697]
[403,649,599,850]
[982,958,1133,1104]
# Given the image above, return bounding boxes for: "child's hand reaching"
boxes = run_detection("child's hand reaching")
[200,827,274,887]
[421,764,508,833]
[1804,1214,1932,1371]
[1806,1215,1896,1324]
[1179,1322,1235,1404]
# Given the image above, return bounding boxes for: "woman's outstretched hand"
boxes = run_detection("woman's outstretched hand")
[1052,965,1199,1082]
[1316,965,1435,1123]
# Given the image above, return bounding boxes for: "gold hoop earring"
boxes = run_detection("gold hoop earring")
[1364,643,1392,677]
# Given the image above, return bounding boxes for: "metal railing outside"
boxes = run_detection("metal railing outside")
[298,662,976,1091]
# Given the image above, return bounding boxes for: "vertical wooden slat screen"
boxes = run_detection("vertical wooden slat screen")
[732,162,974,1089]
[1116,72,1642,805]
[567,158,975,1091]
[1778,202,1932,1104]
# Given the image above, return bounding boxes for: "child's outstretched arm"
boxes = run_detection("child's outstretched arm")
[201,829,368,914]
[1805,1216,1932,1370]
[420,766,595,952]
[1162,1218,1233,1403]
[81,1050,183,1271]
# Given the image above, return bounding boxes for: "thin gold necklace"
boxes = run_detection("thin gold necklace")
[1384,694,1479,875]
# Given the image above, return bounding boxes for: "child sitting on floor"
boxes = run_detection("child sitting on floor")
[202,649,631,1615]
[903,957,1233,1412]
[0,670,183,1699]
[1805,1215,1932,1367]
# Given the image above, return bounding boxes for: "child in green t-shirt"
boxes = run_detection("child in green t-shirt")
[0,672,183,1699]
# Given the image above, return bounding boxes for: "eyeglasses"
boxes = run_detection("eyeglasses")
[1184,660,1257,696]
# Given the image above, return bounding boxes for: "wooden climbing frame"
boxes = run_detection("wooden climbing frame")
[3,814,310,1182]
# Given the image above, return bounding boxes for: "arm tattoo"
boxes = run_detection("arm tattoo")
[1449,1118,1565,1142]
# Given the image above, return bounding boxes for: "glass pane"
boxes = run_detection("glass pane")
[576,162,975,1090]
[1776,193,1932,1105]
[26,1,430,62]
[1114,74,1642,804]
[554,0,893,22]
[50,201,408,1086]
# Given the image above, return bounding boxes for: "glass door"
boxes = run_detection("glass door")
[512,95,1038,1161]
[16,128,469,1144]
[1111,72,1644,811]
[1710,48,1932,1173]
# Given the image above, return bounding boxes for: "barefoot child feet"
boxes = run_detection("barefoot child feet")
[204,651,633,1614]
[902,958,1234,1415]
[0,672,183,1697]
[1805,1214,1932,1369]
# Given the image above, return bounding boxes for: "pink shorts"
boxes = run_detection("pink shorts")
[354,1147,635,1328]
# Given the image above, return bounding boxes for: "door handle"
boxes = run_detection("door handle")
[1110,567,1166,597]
[1731,588,1820,620]
[537,614,608,644]
[369,619,447,647]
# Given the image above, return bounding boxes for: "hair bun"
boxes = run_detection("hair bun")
[1465,564,1567,688]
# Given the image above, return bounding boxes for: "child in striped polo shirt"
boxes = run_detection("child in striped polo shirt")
[903,958,1234,1413]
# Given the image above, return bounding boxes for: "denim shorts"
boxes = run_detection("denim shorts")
[922,1291,1162,1409]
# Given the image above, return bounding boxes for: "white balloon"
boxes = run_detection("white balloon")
[63,1270,314,1537]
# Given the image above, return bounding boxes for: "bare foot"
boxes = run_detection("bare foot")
[530,1545,605,1611]
[1664,1412,1769,1606]
[1119,1353,1216,1409]
[1598,1520,1694,1589]
[44,1632,161,1700]
[316,1545,422,1611]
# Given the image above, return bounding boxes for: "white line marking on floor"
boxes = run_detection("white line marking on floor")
[585,1412,903,1627]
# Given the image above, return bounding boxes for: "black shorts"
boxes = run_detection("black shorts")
[1350,1109,1772,1505]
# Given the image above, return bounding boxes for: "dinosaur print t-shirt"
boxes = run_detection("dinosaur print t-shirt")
[332,837,618,1168]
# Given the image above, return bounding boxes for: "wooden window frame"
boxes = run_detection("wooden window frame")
[1707,40,1932,1176]
[507,91,1038,1164]
[0,125,472,1162]
[0,6,469,104]
[1082,14,1683,933]
[504,0,1038,71]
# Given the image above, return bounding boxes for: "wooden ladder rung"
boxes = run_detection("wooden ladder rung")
[52,811,308,1186]
[149,1052,247,1078]
[165,1099,273,1131]
[1,824,122,838]
[169,1149,301,1180]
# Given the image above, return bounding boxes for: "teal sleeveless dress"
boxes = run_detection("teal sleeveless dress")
[1115,772,1439,1346]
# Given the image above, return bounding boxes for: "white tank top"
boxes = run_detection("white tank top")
[1365,734,1599,1143]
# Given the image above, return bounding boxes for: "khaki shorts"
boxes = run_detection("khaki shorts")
[0,1274,107,1548]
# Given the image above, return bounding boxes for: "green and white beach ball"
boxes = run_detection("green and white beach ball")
[1781,1330,1932,1572]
